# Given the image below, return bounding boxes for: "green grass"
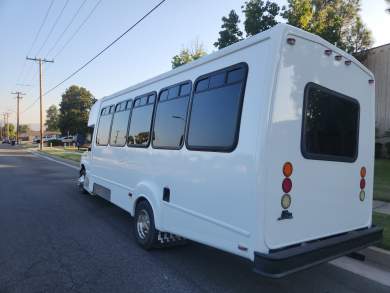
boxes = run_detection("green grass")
[374,159,390,202]
[373,212,390,250]
[40,149,82,162]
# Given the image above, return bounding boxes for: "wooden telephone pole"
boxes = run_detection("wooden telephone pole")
[26,57,54,150]
[2,112,10,140]
[11,91,26,144]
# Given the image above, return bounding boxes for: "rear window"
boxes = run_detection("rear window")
[301,83,359,162]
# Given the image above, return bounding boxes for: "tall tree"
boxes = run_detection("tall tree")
[242,0,280,36]
[171,40,207,68]
[2,123,15,138]
[344,16,372,53]
[282,0,372,53]
[45,105,60,131]
[214,10,243,49]
[18,124,30,133]
[58,85,96,136]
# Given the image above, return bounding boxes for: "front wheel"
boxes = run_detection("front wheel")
[134,200,157,250]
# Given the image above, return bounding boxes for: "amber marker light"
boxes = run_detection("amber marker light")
[283,162,293,177]
[360,167,366,178]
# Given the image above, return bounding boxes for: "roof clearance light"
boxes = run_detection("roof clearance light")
[281,194,291,209]
[369,79,375,84]
[287,38,296,45]
[324,49,332,56]
[335,55,342,61]
[345,60,352,66]
[283,162,293,177]
[360,167,366,178]
[282,178,292,193]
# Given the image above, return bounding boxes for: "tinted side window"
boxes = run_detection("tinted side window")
[153,82,191,149]
[302,83,359,162]
[109,100,131,146]
[187,63,248,152]
[96,106,113,146]
[127,93,156,147]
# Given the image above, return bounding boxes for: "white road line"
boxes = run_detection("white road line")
[331,257,390,287]
[30,151,79,170]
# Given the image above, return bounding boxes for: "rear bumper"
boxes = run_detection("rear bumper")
[254,226,383,278]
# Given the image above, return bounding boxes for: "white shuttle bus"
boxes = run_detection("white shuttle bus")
[80,24,382,277]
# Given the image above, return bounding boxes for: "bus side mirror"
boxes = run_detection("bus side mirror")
[88,147,91,152]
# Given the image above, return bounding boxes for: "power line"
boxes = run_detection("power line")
[34,0,71,56]
[45,0,88,58]
[45,0,167,95]
[15,0,55,86]
[24,0,99,86]
[53,0,103,59]
[21,0,167,114]
[22,97,40,114]
[21,0,69,87]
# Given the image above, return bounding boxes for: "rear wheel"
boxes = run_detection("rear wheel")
[134,200,157,250]
[78,167,88,194]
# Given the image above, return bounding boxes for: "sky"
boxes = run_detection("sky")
[0,0,389,128]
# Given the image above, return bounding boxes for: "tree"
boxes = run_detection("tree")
[45,104,60,131]
[214,10,244,49]
[18,124,30,133]
[58,85,96,136]
[344,16,372,53]
[242,0,280,36]
[1,123,15,138]
[282,0,372,54]
[171,40,207,69]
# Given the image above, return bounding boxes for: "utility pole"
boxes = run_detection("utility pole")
[26,57,54,150]
[2,112,10,140]
[11,91,26,144]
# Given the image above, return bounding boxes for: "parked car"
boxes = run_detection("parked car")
[32,136,40,144]
[61,136,76,143]
[2,138,10,144]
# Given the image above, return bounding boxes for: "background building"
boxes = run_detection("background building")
[362,43,390,137]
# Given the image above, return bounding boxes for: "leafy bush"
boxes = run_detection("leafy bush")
[376,143,383,159]
[48,139,63,147]
[385,142,390,157]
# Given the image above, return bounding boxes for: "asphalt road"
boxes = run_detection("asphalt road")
[0,144,389,293]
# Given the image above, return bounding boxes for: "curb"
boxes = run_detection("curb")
[361,246,390,270]
[29,149,80,169]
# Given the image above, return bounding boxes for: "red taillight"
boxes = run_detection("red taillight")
[282,178,292,193]
[360,178,366,189]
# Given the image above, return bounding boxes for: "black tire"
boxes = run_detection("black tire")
[134,200,157,250]
[78,168,88,194]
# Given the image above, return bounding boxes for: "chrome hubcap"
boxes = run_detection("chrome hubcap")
[137,209,150,240]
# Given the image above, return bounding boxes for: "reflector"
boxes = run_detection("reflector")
[282,178,292,193]
[360,179,366,190]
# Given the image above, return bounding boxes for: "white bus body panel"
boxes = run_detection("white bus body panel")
[82,24,376,263]
[263,32,375,249]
